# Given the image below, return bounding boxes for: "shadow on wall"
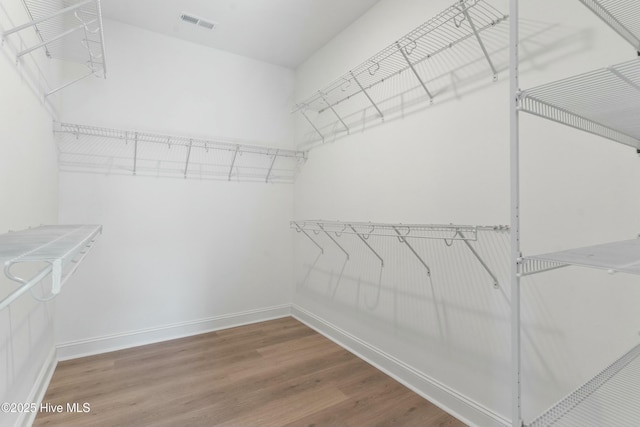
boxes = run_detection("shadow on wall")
[295,19,593,150]
[292,228,582,412]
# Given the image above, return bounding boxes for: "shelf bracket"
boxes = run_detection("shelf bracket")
[293,222,324,254]
[457,231,500,289]
[321,94,350,134]
[265,150,279,183]
[45,70,95,97]
[351,71,384,120]
[318,223,350,260]
[392,226,431,275]
[461,5,498,80]
[228,145,240,181]
[518,258,569,277]
[184,139,193,178]
[133,132,138,176]
[300,108,325,143]
[397,42,434,103]
[349,225,384,267]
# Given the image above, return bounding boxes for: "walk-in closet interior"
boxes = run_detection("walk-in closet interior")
[1,0,639,426]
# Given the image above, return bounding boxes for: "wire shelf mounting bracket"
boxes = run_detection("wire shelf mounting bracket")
[1,0,107,97]
[0,225,102,311]
[349,224,384,267]
[392,226,432,276]
[318,223,350,260]
[292,221,324,254]
[457,230,501,288]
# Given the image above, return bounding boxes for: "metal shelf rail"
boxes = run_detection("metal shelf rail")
[55,122,308,183]
[510,0,640,426]
[0,225,102,311]
[1,0,107,97]
[293,0,507,143]
[292,220,508,288]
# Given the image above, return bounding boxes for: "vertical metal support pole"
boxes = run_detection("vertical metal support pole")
[265,150,278,183]
[392,226,431,275]
[133,132,138,176]
[293,222,324,254]
[351,71,384,120]
[228,145,239,181]
[184,139,192,179]
[396,42,434,102]
[321,95,349,134]
[462,6,498,80]
[510,0,522,426]
[318,223,350,260]
[349,225,384,267]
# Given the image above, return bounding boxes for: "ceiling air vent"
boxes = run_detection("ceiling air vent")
[180,13,217,30]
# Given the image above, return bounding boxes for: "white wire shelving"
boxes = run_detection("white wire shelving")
[1,0,107,97]
[292,220,509,288]
[519,58,640,149]
[293,0,507,143]
[54,122,307,183]
[0,225,102,311]
[510,1,640,426]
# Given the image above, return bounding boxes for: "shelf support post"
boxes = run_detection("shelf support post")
[265,150,279,183]
[510,0,522,425]
[457,231,500,289]
[299,108,325,143]
[184,139,192,179]
[461,4,498,80]
[350,71,384,120]
[293,222,324,254]
[321,94,350,134]
[392,226,431,275]
[228,145,239,181]
[396,42,434,102]
[318,223,350,260]
[349,225,383,267]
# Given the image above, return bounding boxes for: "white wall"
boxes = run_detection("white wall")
[0,1,59,425]
[55,19,296,357]
[293,0,640,425]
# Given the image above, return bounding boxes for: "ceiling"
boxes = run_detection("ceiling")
[100,0,381,69]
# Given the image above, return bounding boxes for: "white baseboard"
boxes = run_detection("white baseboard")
[19,346,57,427]
[291,305,510,427]
[57,305,291,361]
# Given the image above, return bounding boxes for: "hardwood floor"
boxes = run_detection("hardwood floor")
[35,317,466,427]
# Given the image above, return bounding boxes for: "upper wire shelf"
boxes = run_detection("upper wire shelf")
[293,0,507,143]
[1,0,107,97]
[0,224,102,311]
[55,122,307,183]
[578,0,640,52]
[519,58,640,149]
[526,342,640,427]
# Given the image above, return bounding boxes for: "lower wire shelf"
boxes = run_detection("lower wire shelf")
[527,342,640,427]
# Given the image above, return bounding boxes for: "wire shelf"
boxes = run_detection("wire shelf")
[0,225,102,310]
[524,238,640,276]
[519,58,640,149]
[55,122,307,183]
[526,342,640,427]
[293,0,507,142]
[578,0,640,51]
[1,0,106,96]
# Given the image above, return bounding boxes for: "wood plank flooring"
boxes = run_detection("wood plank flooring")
[34,317,466,427]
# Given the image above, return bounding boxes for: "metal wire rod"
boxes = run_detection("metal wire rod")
[577,0,640,51]
[396,41,434,102]
[318,223,350,260]
[293,222,324,254]
[300,109,325,142]
[350,71,384,120]
[16,19,97,58]
[321,95,349,134]
[184,139,193,178]
[46,70,96,97]
[460,3,497,79]
[392,226,431,275]
[349,225,384,267]
[457,230,500,288]
[133,132,138,176]
[265,150,278,183]
[228,145,239,181]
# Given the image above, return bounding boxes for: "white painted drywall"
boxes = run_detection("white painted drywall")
[0,1,59,425]
[55,20,296,355]
[293,0,640,424]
